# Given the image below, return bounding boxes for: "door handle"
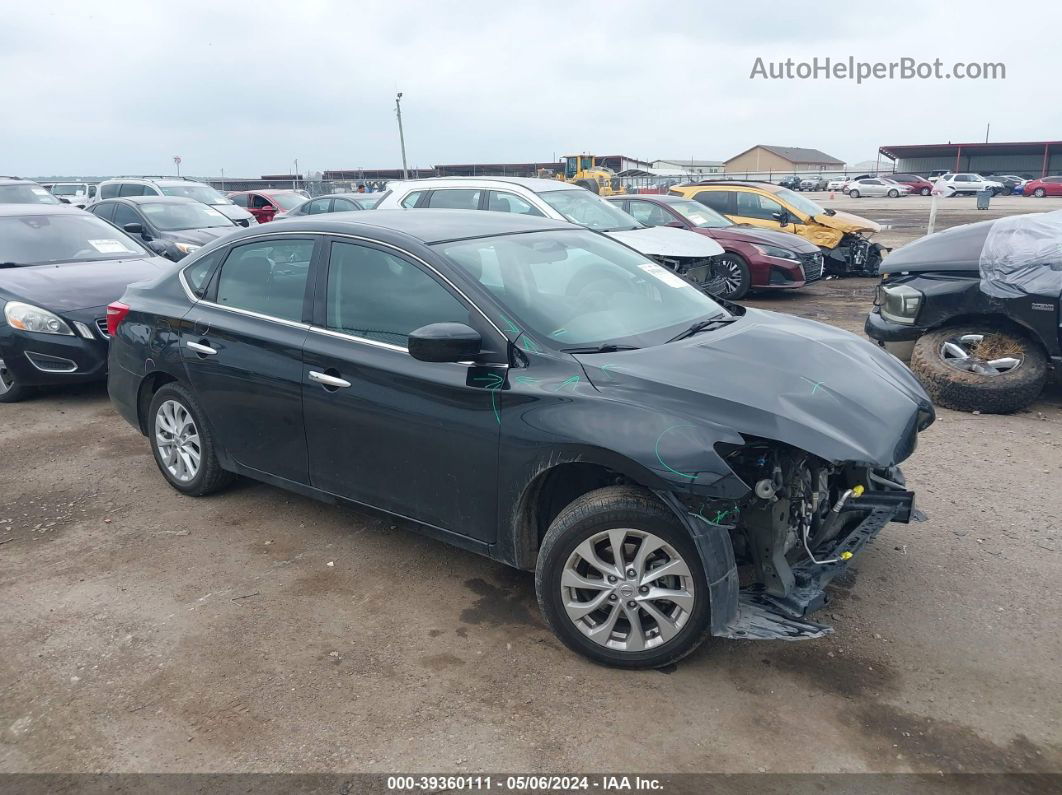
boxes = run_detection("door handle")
[186,341,218,355]
[309,370,351,389]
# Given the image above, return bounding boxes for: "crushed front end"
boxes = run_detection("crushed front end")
[651,253,728,297]
[823,233,888,276]
[681,439,921,640]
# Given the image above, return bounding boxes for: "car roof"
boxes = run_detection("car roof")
[387,176,576,193]
[228,189,302,195]
[604,193,688,205]
[244,208,574,244]
[99,195,202,205]
[677,181,785,193]
[0,203,88,217]
[0,177,41,185]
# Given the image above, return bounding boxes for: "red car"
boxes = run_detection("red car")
[226,189,307,223]
[606,194,823,299]
[888,173,935,196]
[1023,176,1062,197]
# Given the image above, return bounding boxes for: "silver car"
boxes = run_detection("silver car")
[846,178,911,198]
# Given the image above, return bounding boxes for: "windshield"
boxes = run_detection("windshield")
[159,184,232,204]
[538,189,640,232]
[0,184,62,205]
[51,184,88,196]
[0,214,147,265]
[667,199,732,229]
[775,188,825,218]
[140,202,233,230]
[271,193,306,210]
[435,229,726,349]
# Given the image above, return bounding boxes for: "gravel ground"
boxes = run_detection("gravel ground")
[1,195,1060,775]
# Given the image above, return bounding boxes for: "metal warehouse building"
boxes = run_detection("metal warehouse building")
[879,141,1062,177]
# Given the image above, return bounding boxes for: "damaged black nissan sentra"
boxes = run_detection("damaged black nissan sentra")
[107,210,934,668]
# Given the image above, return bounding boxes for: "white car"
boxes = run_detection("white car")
[40,182,96,208]
[825,178,848,191]
[375,177,725,275]
[932,173,1005,197]
[91,177,257,226]
[845,178,911,198]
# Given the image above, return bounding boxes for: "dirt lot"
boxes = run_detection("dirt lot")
[1,195,1060,776]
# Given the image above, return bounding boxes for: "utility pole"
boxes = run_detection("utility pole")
[294,158,299,190]
[220,167,225,191]
[395,91,409,180]
[985,123,990,143]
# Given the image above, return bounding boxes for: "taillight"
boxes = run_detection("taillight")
[106,301,130,337]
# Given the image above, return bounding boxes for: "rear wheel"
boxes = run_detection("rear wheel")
[910,324,1047,413]
[849,189,860,198]
[715,253,752,300]
[920,187,931,196]
[1034,188,1046,198]
[148,383,235,496]
[0,357,32,403]
[535,486,711,669]
[887,189,899,198]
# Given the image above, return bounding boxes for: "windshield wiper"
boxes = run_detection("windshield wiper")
[666,315,737,343]
[561,343,640,354]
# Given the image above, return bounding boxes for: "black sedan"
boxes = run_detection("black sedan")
[0,204,171,402]
[280,192,383,217]
[89,196,239,261]
[108,210,932,668]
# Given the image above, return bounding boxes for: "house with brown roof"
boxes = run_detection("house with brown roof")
[724,145,845,174]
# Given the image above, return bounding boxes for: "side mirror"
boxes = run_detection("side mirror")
[58,197,71,204]
[408,322,481,363]
[665,220,686,228]
[772,211,789,226]
[123,222,144,235]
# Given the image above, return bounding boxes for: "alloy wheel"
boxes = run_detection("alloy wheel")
[155,399,201,482]
[560,528,695,652]
[939,333,1023,376]
[718,256,745,297]
[0,357,13,395]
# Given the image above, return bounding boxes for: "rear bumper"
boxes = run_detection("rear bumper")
[107,357,144,433]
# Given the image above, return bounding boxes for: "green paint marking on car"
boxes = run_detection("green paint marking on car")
[654,424,697,481]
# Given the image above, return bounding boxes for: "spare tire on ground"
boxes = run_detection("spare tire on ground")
[910,323,1047,413]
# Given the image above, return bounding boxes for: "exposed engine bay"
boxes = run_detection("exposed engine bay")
[824,233,887,276]
[650,253,727,296]
[682,438,918,640]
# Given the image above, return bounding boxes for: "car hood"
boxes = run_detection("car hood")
[879,218,993,273]
[606,225,724,257]
[811,210,880,234]
[578,308,933,467]
[711,225,820,253]
[211,204,255,223]
[0,256,172,312]
[165,226,238,246]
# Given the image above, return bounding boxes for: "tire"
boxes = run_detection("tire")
[716,252,752,300]
[0,357,32,403]
[535,485,711,669]
[887,189,899,198]
[920,187,931,196]
[849,189,860,198]
[910,324,1047,414]
[148,382,235,496]
[1034,188,1046,198]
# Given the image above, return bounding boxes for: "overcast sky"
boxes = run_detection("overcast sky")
[4,0,1060,177]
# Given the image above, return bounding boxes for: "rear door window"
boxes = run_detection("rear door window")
[694,190,730,214]
[400,190,425,208]
[119,183,150,197]
[486,191,544,216]
[305,198,332,214]
[426,189,482,210]
[89,202,115,222]
[332,198,358,211]
[215,239,315,322]
[100,183,120,199]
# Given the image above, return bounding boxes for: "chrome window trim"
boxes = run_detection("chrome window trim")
[177,231,508,345]
[308,325,408,353]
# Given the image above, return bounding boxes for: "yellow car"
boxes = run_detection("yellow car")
[669,181,885,274]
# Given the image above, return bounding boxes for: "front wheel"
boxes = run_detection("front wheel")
[148,383,235,496]
[1034,188,1046,198]
[887,189,899,198]
[910,325,1047,413]
[715,253,752,300]
[0,356,33,403]
[920,187,931,196]
[849,189,860,198]
[535,486,711,669]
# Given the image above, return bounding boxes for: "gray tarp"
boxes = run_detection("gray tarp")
[979,209,1062,299]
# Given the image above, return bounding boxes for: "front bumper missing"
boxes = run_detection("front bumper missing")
[720,490,918,641]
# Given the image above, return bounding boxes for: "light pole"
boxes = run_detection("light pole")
[395,91,408,180]
[294,158,299,190]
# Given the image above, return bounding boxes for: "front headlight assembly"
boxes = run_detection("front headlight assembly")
[173,242,201,255]
[752,244,799,262]
[4,301,74,335]
[879,283,923,325]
